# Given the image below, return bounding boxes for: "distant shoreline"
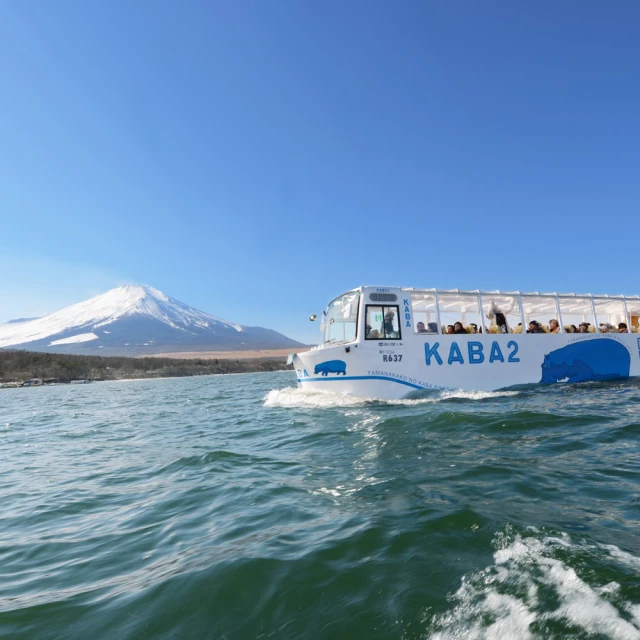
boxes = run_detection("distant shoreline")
[0,350,297,388]
[148,347,308,360]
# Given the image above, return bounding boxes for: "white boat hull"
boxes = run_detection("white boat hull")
[292,333,640,400]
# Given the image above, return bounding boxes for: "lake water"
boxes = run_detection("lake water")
[1,372,640,639]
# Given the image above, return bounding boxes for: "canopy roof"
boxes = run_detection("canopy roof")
[402,288,640,316]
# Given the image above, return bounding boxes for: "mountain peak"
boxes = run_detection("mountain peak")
[0,284,304,354]
[97,284,168,306]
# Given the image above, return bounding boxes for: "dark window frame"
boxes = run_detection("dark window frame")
[365,304,402,340]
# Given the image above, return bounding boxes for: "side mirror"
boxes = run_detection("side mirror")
[309,314,317,321]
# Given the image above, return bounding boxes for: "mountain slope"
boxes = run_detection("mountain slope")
[0,285,304,355]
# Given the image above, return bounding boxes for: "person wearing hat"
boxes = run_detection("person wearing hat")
[549,319,561,334]
[618,323,629,333]
[578,322,589,333]
[527,320,545,334]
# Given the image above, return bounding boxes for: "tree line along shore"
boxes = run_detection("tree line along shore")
[0,350,291,387]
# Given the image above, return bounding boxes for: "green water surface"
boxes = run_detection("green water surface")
[1,372,639,639]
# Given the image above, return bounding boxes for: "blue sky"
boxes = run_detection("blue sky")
[1,1,639,343]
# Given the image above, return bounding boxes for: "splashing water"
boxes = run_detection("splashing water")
[428,528,640,640]
[264,386,519,408]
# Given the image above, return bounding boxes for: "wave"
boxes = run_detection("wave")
[427,527,640,639]
[264,386,519,409]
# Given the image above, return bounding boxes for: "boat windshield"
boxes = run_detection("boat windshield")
[323,291,360,344]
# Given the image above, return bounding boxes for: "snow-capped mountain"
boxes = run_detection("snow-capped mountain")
[0,285,304,355]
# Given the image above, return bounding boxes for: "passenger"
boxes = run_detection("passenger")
[570,324,578,333]
[578,322,589,333]
[470,323,479,334]
[486,299,514,334]
[365,324,372,338]
[618,322,629,333]
[368,329,380,339]
[453,322,467,335]
[383,311,399,338]
[446,325,454,334]
[427,322,439,333]
[549,319,560,334]
[416,321,428,334]
[527,320,546,334]
[383,322,398,338]
[599,323,610,333]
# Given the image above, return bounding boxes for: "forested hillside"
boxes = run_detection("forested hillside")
[0,350,289,384]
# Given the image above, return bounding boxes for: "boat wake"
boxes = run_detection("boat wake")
[263,387,518,408]
[427,527,640,639]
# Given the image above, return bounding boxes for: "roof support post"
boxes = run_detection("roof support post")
[478,293,487,334]
[518,294,526,332]
[555,294,565,333]
[623,297,631,332]
[434,291,442,335]
[590,296,599,333]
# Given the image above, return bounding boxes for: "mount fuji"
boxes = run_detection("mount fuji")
[0,285,305,355]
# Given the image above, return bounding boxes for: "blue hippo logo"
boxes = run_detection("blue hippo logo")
[314,360,347,376]
[540,339,630,384]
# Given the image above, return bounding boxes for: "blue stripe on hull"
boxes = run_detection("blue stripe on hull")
[297,375,425,390]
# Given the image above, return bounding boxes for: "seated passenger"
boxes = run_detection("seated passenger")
[549,319,560,334]
[570,324,578,333]
[446,325,454,334]
[365,324,372,338]
[453,321,467,335]
[527,320,546,334]
[618,322,629,333]
[470,323,479,334]
[427,322,439,333]
[578,323,589,333]
[416,321,428,334]
[368,329,380,339]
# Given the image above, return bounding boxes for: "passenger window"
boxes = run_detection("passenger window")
[557,297,596,334]
[411,293,438,334]
[521,295,559,334]
[482,295,522,334]
[593,298,627,334]
[438,293,482,335]
[365,305,401,340]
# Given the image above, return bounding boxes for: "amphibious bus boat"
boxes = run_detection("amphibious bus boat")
[289,286,640,400]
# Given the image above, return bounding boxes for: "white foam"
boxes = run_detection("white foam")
[427,530,640,639]
[264,387,370,408]
[264,386,519,409]
[439,389,520,401]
